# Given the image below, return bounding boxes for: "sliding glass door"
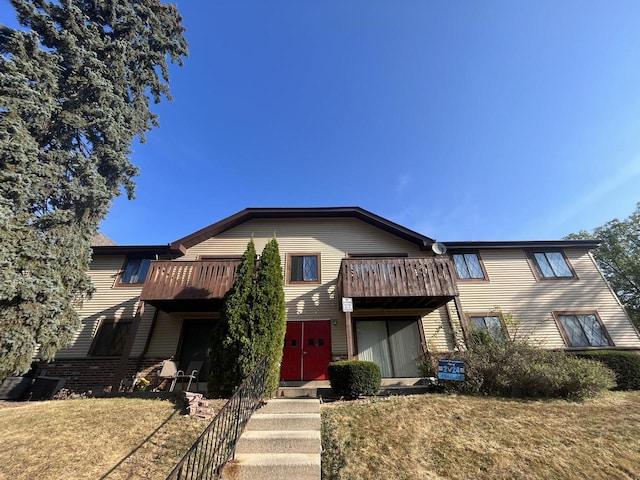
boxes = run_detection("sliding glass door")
[356,318,422,377]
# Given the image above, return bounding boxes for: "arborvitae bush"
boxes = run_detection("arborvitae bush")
[573,350,640,390]
[208,240,256,397]
[328,361,381,399]
[252,238,287,397]
[208,238,286,398]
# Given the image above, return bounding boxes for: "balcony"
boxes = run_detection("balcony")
[140,260,240,312]
[338,256,458,310]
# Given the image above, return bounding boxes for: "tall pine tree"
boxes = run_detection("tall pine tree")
[0,0,187,378]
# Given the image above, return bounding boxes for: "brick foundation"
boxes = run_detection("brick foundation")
[33,358,166,394]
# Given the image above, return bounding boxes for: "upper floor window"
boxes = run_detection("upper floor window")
[529,251,575,279]
[468,314,505,341]
[452,253,486,280]
[555,312,613,348]
[118,257,152,285]
[287,253,320,284]
[89,319,132,356]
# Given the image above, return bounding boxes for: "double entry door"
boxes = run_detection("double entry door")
[281,320,332,381]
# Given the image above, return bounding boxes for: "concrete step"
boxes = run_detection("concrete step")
[231,453,320,480]
[276,387,318,398]
[247,412,321,431]
[259,398,320,414]
[235,430,321,454]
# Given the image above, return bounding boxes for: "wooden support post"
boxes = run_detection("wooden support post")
[345,311,354,360]
[453,296,470,347]
[111,301,145,392]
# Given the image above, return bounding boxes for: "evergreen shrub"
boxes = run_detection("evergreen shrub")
[328,360,381,399]
[208,238,286,398]
[573,350,640,390]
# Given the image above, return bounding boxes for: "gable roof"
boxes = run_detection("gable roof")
[91,232,117,246]
[170,207,436,251]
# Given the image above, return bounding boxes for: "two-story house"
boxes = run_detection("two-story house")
[34,207,640,392]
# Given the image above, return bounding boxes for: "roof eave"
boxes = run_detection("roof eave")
[443,239,601,251]
[170,207,435,251]
[91,244,185,256]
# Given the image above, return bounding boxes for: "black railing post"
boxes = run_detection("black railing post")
[232,386,243,460]
[165,356,268,480]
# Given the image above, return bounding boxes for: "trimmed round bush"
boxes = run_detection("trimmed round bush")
[572,350,640,390]
[328,360,381,399]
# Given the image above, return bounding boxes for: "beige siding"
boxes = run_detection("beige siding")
[70,219,640,363]
[452,248,640,349]
[156,218,426,357]
[56,255,155,358]
[422,303,461,352]
[146,312,220,358]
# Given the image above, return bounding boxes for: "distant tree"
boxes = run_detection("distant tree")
[567,203,640,329]
[252,238,287,396]
[0,0,187,378]
[209,240,257,397]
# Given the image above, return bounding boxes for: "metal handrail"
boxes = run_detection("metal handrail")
[165,357,269,480]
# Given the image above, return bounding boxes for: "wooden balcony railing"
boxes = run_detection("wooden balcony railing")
[140,260,240,302]
[338,256,458,300]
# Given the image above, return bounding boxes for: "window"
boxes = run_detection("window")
[556,312,613,347]
[529,251,574,279]
[452,253,486,280]
[118,257,152,285]
[287,253,320,284]
[90,320,132,356]
[468,315,505,340]
[356,318,423,377]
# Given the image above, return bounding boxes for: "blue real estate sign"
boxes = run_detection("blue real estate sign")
[438,359,465,381]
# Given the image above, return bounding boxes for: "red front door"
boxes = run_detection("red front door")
[281,322,303,380]
[281,321,331,381]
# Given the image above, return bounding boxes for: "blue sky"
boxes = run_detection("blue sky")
[4,1,640,244]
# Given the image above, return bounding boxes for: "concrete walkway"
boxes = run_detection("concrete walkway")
[225,398,321,480]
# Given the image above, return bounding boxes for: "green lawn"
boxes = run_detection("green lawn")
[321,391,640,480]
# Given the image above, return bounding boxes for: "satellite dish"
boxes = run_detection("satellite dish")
[431,242,447,255]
